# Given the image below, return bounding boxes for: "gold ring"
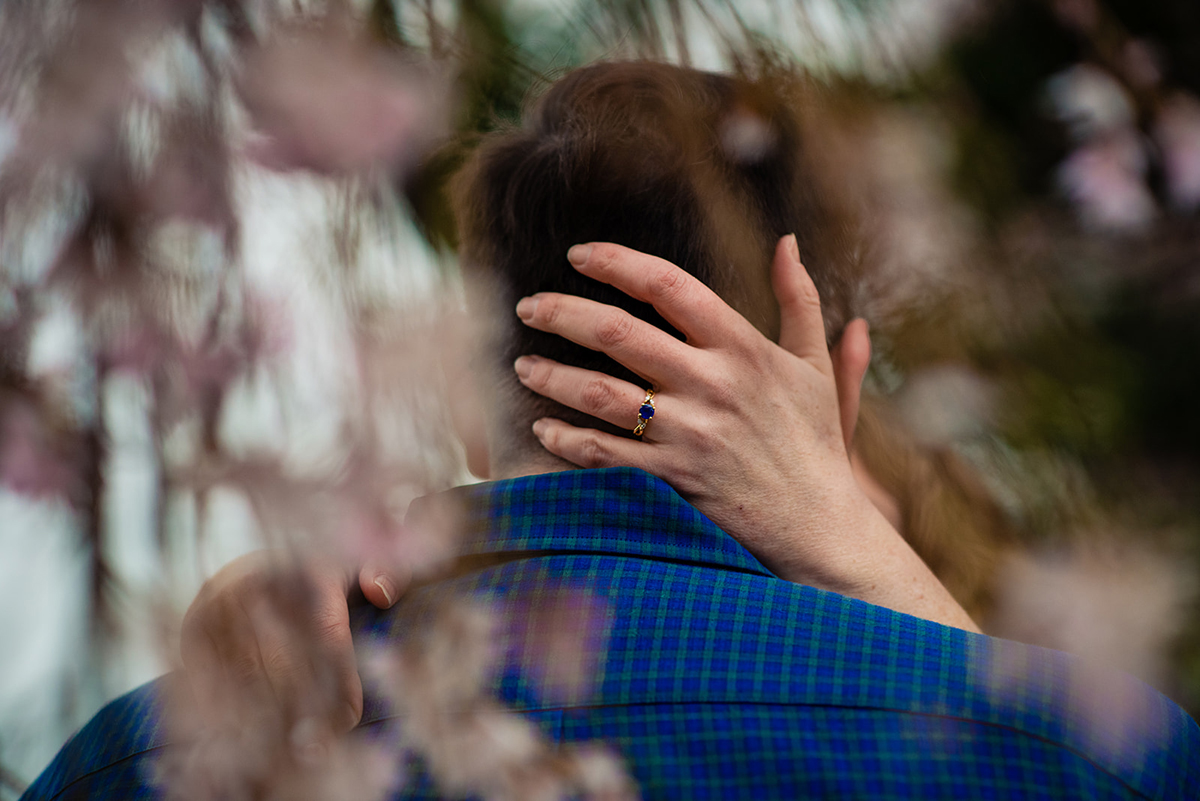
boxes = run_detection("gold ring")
[632,388,656,437]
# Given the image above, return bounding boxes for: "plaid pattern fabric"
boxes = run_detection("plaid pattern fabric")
[23,467,1200,800]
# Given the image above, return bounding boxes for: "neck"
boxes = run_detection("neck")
[481,404,586,480]
[488,449,581,480]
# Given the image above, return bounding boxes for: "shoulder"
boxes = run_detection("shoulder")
[21,678,170,801]
[367,552,1200,800]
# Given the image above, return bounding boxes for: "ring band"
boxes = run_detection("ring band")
[633,388,656,437]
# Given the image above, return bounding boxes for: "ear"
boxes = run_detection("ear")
[465,436,491,480]
[451,390,491,479]
[830,318,871,451]
[443,356,492,480]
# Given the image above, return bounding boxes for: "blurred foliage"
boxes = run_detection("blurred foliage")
[914,0,1200,710]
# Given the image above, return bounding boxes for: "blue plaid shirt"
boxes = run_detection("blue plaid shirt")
[23,467,1200,799]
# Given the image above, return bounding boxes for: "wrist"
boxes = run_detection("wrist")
[770,484,886,591]
[773,485,980,632]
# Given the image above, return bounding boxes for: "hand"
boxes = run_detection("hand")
[180,552,408,734]
[513,237,978,631]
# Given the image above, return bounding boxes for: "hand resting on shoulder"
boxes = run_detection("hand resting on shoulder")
[180,235,977,738]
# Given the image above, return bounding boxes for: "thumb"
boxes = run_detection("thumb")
[358,561,411,610]
[773,234,831,369]
[830,318,871,450]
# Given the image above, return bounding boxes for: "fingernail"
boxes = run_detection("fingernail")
[532,418,548,438]
[567,244,593,267]
[516,296,538,321]
[373,575,396,607]
[785,233,800,266]
[514,356,535,380]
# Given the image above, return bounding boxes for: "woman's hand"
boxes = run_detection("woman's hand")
[514,236,978,631]
[180,552,408,734]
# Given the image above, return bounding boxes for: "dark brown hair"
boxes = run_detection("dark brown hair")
[452,61,860,463]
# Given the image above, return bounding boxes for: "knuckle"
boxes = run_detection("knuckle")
[579,433,613,469]
[595,311,634,348]
[262,644,298,680]
[312,608,349,647]
[230,654,261,684]
[536,295,562,327]
[693,418,726,453]
[589,243,618,273]
[539,422,562,452]
[524,357,551,389]
[648,265,688,304]
[669,461,702,494]
[795,274,823,310]
[580,377,617,414]
[741,340,772,371]
[706,373,741,411]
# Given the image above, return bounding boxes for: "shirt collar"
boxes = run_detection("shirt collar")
[431,467,775,577]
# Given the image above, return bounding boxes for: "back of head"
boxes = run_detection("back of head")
[452,60,859,468]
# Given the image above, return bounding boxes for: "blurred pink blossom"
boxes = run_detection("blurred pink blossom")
[896,364,995,447]
[264,735,400,801]
[0,114,17,169]
[177,343,244,401]
[141,115,234,230]
[568,746,638,801]
[719,108,777,164]
[334,458,462,578]
[507,587,612,706]
[156,599,404,801]
[983,542,1194,766]
[0,398,80,500]
[8,0,157,178]
[105,325,257,437]
[334,502,455,579]
[1155,94,1200,212]
[107,304,289,416]
[106,325,169,375]
[150,339,248,432]
[366,600,637,800]
[1058,130,1156,232]
[1046,64,1134,141]
[238,26,448,176]
[243,292,295,359]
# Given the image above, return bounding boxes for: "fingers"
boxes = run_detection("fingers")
[180,556,366,735]
[180,617,253,726]
[565,243,752,347]
[359,561,411,610]
[516,292,693,385]
[306,568,364,732]
[773,235,832,370]
[514,355,660,434]
[182,593,273,726]
[251,596,317,718]
[235,570,363,733]
[830,318,871,450]
[532,417,656,473]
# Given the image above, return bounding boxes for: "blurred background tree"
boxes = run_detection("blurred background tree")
[2,0,1199,797]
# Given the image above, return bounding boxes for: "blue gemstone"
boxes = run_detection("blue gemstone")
[639,404,655,419]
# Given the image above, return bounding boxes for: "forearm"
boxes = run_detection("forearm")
[773,492,981,633]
